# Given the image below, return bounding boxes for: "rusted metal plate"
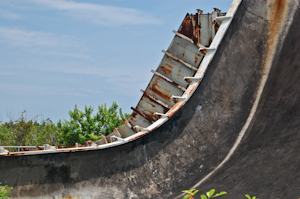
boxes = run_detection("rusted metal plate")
[128,111,151,128]
[145,75,184,107]
[201,13,213,46]
[178,14,197,43]
[116,9,227,141]
[168,36,203,67]
[157,56,195,88]
[118,123,135,138]
[141,89,171,109]
[178,10,226,47]
[1,8,233,154]
[131,106,155,123]
[105,130,121,143]
[136,95,167,119]
[151,70,187,91]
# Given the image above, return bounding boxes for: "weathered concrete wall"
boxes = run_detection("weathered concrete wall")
[194,0,300,198]
[0,0,299,198]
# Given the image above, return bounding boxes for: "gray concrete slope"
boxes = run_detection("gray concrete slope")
[0,0,299,198]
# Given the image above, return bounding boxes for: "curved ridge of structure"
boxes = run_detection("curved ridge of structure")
[0,0,300,198]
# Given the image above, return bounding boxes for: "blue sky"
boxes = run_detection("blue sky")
[0,0,232,122]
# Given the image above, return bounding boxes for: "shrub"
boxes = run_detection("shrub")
[0,182,12,199]
[182,189,227,199]
[57,101,129,146]
[0,111,59,150]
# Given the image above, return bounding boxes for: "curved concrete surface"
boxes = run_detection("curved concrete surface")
[1,0,300,198]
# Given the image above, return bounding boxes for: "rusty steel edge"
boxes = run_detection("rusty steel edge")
[125,0,243,142]
[0,0,243,157]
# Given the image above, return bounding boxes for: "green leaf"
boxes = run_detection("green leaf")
[253,197,256,199]
[192,190,199,196]
[201,194,208,199]
[183,195,188,199]
[212,191,227,197]
[207,189,215,197]
[245,194,251,199]
[4,185,12,190]
[182,190,190,194]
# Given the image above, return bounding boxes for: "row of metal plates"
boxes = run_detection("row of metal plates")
[102,10,226,141]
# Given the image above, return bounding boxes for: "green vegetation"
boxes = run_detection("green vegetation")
[182,189,227,199]
[0,102,129,148]
[182,189,262,199]
[245,194,259,199]
[200,189,227,199]
[0,183,12,199]
[57,102,129,146]
[182,189,199,199]
[0,111,59,149]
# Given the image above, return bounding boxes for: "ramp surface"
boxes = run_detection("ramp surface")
[0,0,300,198]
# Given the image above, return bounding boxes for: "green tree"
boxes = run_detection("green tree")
[0,111,59,149]
[30,118,59,146]
[57,101,129,146]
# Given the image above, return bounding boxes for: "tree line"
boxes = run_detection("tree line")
[0,102,129,149]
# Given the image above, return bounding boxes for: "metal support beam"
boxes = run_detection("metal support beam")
[153,112,169,118]
[199,47,216,52]
[172,30,194,44]
[123,119,136,133]
[131,107,155,123]
[133,125,149,133]
[184,76,202,83]
[113,127,121,137]
[215,16,232,24]
[101,135,108,144]
[197,43,207,48]
[162,50,198,71]
[151,69,187,91]
[140,89,172,110]
[171,95,187,103]
[110,136,125,143]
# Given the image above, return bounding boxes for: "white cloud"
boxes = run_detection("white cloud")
[0,83,100,97]
[0,72,15,76]
[0,9,22,20]
[41,63,135,78]
[28,0,162,26]
[38,64,151,96]
[0,26,68,47]
[0,26,88,58]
